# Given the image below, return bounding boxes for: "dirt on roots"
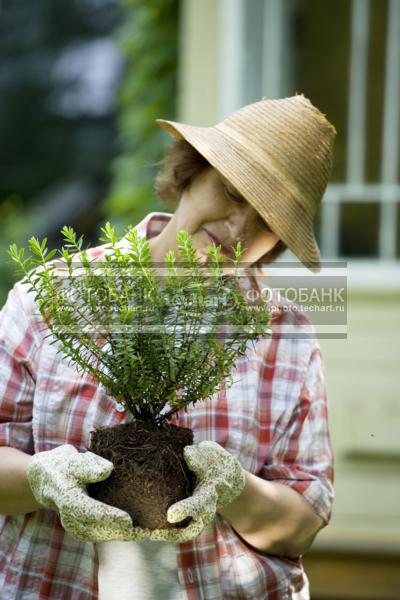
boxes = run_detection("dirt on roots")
[87,421,195,530]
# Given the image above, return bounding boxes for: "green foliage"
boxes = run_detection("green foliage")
[0,0,121,304]
[0,201,36,305]
[103,0,179,225]
[9,227,271,424]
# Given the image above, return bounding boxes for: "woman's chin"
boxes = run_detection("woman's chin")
[194,248,209,264]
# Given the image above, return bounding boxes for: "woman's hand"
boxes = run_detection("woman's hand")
[26,444,210,543]
[167,441,246,528]
[27,445,144,542]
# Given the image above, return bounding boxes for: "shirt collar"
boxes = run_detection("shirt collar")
[134,211,173,239]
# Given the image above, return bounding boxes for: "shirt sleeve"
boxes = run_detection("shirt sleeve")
[0,283,38,452]
[260,345,334,524]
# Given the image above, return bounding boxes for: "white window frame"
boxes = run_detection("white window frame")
[219,0,400,273]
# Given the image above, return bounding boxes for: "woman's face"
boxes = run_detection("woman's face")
[171,166,279,264]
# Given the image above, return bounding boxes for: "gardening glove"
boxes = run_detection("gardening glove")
[26,444,147,543]
[136,514,208,543]
[27,444,207,544]
[166,441,246,530]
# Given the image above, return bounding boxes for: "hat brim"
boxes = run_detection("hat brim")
[156,118,321,273]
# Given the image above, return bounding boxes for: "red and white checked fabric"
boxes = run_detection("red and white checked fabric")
[0,213,333,599]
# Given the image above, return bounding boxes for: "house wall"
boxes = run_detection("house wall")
[178,1,400,597]
[178,0,220,125]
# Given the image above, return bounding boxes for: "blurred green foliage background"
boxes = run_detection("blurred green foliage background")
[0,0,179,305]
[105,0,179,226]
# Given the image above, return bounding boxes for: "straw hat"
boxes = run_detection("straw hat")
[156,94,336,272]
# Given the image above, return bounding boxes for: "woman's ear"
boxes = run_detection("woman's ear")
[258,240,287,265]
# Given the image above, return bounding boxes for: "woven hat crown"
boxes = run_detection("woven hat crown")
[156,94,337,271]
[217,94,336,219]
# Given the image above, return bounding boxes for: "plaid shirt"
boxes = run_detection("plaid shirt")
[0,212,333,599]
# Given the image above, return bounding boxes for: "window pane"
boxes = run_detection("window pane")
[292,0,351,182]
[365,0,388,183]
[243,0,264,105]
[339,202,380,257]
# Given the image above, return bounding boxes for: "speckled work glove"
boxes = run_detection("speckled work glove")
[26,445,143,542]
[167,441,246,529]
[26,444,207,543]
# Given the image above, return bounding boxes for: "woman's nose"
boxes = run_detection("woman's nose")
[224,207,253,239]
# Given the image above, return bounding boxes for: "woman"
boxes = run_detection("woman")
[0,94,335,599]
